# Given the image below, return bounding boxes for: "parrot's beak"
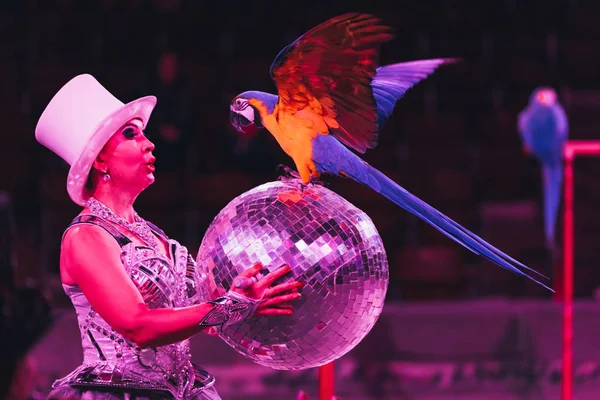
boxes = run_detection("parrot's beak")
[230,110,258,135]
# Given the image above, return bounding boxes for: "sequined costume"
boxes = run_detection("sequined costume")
[47,214,221,400]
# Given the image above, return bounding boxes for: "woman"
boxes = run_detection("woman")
[36,74,301,399]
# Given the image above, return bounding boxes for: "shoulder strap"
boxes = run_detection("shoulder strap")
[144,220,169,241]
[64,215,132,247]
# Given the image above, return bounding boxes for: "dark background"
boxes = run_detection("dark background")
[1,0,599,301]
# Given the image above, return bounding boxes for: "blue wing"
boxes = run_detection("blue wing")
[371,59,457,129]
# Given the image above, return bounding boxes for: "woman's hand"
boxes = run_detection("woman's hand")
[230,263,302,316]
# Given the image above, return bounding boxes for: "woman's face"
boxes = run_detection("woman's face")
[95,118,156,193]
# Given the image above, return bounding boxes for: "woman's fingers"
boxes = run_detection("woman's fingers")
[255,307,294,316]
[257,265,292,288]
[259,292,301,307]
[264,281,302,298]
[238,263,263,278]
[257,303,294,312]
[273,304,294,310]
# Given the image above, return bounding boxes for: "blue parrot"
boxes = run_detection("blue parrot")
[518,87,569,251]
[229,13,552,291]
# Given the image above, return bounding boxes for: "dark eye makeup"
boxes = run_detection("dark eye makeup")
[121,126,137,139]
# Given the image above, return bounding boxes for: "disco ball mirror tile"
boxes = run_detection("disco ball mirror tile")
[195,177,389,370]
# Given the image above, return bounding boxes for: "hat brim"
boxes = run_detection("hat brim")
[66,96,157,206]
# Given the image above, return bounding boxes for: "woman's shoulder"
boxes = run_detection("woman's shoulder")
[63,211,131,246]
[62,221,116,249]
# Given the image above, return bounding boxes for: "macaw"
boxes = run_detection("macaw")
[229,13,551,291]
[518,87,569,251]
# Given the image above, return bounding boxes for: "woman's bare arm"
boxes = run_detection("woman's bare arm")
[61,224,300,349]
[61,224,218,348]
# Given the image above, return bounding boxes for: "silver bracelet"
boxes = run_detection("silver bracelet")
[199,291,261,329]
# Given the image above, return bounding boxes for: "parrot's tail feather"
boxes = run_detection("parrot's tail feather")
[359,164,553,291]
[542,164,563,252]
[372,58,459,128]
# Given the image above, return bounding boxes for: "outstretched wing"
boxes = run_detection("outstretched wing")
[372,59,457,129]
[269,13,394,153]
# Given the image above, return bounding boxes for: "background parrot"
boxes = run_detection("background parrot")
[518,87,569,252]
[229,13,552,291]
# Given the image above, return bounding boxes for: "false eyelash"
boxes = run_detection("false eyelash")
[122,127,136,139]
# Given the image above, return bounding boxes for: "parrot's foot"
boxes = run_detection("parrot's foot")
[277,164,328,187]
[276,164,301,180]
[276,164,328,188]
[276,165,307,192]
[309,174,329,187]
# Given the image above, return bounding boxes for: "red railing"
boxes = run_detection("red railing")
[559,140,600,400]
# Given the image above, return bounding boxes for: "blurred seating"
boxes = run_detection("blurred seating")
[187,170,257,208]
[559,39,600,88]
[0,61,20,111]
[28,64,81,109]
[390,245,467,300]
[100,64,147,100]
[135,171,187,239]
[38,171,80,276]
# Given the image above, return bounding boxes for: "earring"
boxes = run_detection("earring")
[103,172,110,182]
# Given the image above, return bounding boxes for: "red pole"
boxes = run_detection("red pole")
[559,141,600,400]
[319,362,335,400]
[562,147,574,400]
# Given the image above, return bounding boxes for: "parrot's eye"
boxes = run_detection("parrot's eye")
[234,98,248,110]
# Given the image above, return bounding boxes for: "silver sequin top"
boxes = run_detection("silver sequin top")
[52,215,215,399]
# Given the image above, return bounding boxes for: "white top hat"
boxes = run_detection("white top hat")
[35,74,157,206]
